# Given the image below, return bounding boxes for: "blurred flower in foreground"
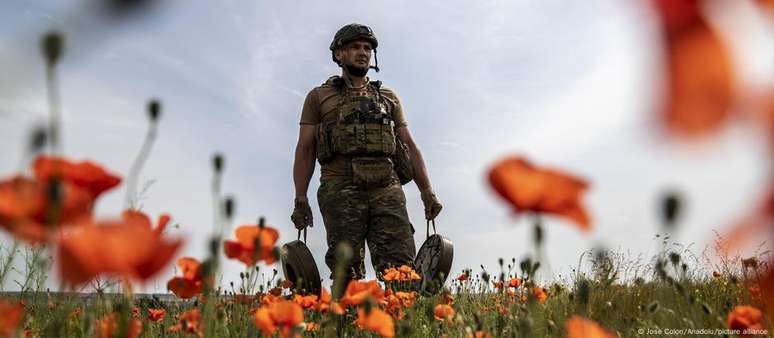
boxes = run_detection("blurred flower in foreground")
[355,307,394,338]
[564,316,616,338]
[0,176,92,243]
[223,224,279,266]
[726,305,763,331]
[168,308,201,336]
[57,211,183,286]
[0,298,24,337]
[167,257,207,299]
[253,300,304,338]
[34,156,121,199]
[488,156,591,230]
[96,313,142,338]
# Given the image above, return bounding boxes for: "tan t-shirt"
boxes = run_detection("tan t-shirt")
[300,77,408,179]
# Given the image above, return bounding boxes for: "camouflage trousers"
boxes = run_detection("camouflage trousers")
[317,174,416,282]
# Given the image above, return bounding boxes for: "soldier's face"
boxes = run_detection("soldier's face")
[335,40,372,75]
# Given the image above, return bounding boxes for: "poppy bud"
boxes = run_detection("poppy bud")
[212,153,224,173]
[258,217,265,228]
[223,197,235,219]
[28,126,47,153]
[660,190,682,228]
[533,219,543,246]
[147,99,161,122]
[41,31,64,67]
[669,252,681,265]
[498,258,504,267]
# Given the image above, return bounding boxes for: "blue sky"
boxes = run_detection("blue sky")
[1,0,771,292]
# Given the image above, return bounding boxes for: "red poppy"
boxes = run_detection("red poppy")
[727,305,763,331]
[167,257,207,299]
[339,280,385,308]
[57,213,183,286]
[651,0,701,35]
[223,224,279,266]
[661,21,734,138]
[564,316,616,338]
[0,298,24,337]
[355,307,394,338]
[147,308,166,323]
[433,304,455,322]
[168,308,202,336]
[254,300,304,338]
[96,313,142,338]
[33,156,121,198]
[0,176,93,243]
[488,156,591,230]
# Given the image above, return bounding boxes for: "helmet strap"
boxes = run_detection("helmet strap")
[370,49,380,73]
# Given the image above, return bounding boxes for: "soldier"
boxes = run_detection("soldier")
[291,23,443,289]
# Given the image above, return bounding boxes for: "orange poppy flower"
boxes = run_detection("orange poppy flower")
[564,316,616,338]
[434,304,455,321]
[355,307,395,338]
[253,300,304,338]
[660,18,734,138]
[33,156,121,198]
[488,156,591,230]
[493,281,504,290]
[384,289,417,319]
[147,308,166,323]
[531,287,548,304]
[456,273,469,282]
[314,288,332,313]
[330,302,345,315]
[727,305,763,331]
[168,308,202,336]
[96,313,142,338]
[508,278,522,288]
[340,280,385,308]
[650,0,701,36]
[0,175,93,243]
[305,322,320,332]
[223,224,279,266]
[57,214,183,287]
[467,331,492,338]
[0,298,24,337]
[292,293,318,310]
[167,257,206,299]
[260,293,283,306]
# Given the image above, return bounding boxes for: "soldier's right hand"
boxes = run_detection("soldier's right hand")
[291,197,314,230]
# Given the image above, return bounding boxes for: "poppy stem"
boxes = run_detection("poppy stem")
[124,101,160,210]
[44,50,62,156]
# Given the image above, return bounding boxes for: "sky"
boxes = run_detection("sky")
[0,0,772,292]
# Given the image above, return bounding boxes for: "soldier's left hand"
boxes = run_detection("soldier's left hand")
[291,197,314,230]
[420,188,442,220]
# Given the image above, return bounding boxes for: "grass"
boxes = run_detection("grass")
[1,239,771,338]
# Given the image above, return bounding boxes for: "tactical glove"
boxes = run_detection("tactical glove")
[291,197,314,230]
[420,188,443,220]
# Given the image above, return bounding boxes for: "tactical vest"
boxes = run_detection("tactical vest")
[316,77,399,187]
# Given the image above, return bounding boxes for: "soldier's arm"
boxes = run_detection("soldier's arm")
[395,126,432,192]
[293,125,317,201]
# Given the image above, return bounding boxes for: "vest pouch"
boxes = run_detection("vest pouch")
[393,139,414,185]
[363,124,396,155]
[351,156,394,188]
[316,123,334,164]
[332,124,365,155]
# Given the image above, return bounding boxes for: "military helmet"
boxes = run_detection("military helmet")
[330,23,379,66]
